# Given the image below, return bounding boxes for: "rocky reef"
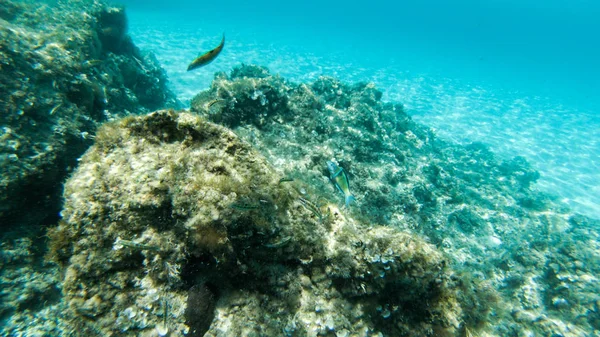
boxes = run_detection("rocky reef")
[1,3,599,333]
[0,0,179,334]
[0,59,593,336]
[0,0,179,233]
[46,110,470,336]
[186,65,600,336]
[35,64,600,337]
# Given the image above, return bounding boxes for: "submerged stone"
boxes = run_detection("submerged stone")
[47,109,468,336]
[0,0,179,233]
[185,283,217,337]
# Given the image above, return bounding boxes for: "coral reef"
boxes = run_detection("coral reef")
[46,110,468,336]
[0,0,180,232]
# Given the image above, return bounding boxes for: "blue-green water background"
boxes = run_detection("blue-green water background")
[120,0,600,218]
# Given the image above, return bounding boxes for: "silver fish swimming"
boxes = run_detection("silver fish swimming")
[327,160,355,207]
[187,34,225,71]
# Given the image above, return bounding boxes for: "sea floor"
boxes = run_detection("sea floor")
[2,2,600,334]
[127,10,600,219]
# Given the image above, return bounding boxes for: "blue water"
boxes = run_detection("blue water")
[122,0,600,218]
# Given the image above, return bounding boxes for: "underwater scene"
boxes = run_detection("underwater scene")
[1,0,599,336]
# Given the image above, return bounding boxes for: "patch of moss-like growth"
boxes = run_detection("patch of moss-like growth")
[191,65,291,128]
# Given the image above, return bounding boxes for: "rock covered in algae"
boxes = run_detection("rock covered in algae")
[48,109,467,336]
[0,0,179,231]
[0,237,63,332]
[190,65,541,229]
[189,64,600,336]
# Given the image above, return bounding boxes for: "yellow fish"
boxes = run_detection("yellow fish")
[187,34,225,71]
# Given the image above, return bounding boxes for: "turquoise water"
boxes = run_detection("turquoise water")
[123,0,600,218]
[3,1,600,335]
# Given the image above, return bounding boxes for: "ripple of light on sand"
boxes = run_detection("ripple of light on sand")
[128,17,600,219]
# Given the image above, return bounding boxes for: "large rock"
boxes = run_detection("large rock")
[48,110,467,337]
[0,0,179,231]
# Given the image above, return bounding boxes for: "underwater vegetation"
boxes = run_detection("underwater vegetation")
[186,64,600,336]
[0,0,179,234]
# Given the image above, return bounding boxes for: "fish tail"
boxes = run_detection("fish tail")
[345,194,355,207]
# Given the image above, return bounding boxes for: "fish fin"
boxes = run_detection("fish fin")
[331,167,343,179]
[344,195,355,207]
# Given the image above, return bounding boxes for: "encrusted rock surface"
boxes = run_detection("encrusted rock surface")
[188,65,600,337]
[47,110,467,337]
[0,0,179,230]
[1,10,598,333]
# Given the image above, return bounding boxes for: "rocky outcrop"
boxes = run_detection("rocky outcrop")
[0,0,179,231]
[47,110,467,337]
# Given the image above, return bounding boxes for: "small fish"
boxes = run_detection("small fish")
[230,201,260,211]
[114,237,160,251]
[187,34,225,71]
[265,236,291,248]
[81,59,103,68]
[154,298,170,336]
[132,56,149,73]
[327,160,355,207]
[49,103,62,115]
[204,99,226,114]
[206,99,225,109]
[278,177,294,184]
[298,196,323,220]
